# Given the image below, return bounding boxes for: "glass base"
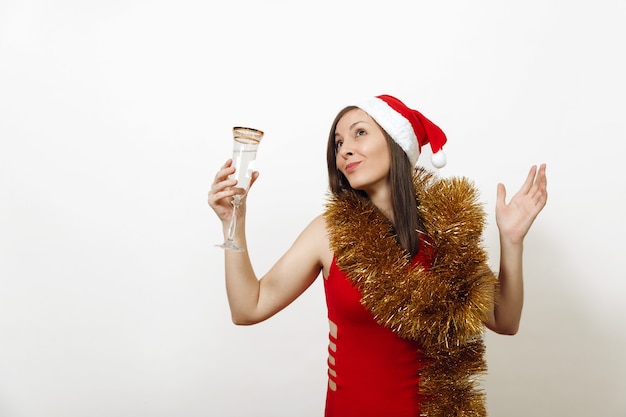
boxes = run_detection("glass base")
[215,240,245,252]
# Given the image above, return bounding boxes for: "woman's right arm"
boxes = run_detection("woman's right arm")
[208,159,327,325]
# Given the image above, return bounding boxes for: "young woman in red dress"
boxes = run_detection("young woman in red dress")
[208,94,548,416]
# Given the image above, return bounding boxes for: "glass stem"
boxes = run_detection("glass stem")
[226,199,240,243]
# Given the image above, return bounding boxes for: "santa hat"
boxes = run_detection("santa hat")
[350,94,448,168]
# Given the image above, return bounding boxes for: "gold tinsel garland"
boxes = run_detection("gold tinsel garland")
[324,168,498,417]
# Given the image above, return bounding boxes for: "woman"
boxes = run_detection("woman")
[208,95,548,417]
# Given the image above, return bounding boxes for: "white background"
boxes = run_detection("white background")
[1,1,625,416]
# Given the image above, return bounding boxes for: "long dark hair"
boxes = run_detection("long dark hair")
[326,106,425,257]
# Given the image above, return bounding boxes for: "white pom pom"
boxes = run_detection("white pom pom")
[431,150,447,168]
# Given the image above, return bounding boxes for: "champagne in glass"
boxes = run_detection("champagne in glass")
[216,126,264,252]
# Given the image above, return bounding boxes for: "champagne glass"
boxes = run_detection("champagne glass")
[216,126,264,252]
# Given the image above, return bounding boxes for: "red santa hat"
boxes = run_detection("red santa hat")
[350,94,448,168]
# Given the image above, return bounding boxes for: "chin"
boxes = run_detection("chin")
[346,180,365,191]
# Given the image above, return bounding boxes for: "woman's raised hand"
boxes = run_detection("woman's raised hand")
[495,164,548,244]
[208,159,259,223]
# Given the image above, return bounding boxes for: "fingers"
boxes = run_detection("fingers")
[249,171,260,188]
[537,164,548,193]
[208,161,260,209]
[520,165,538,195]
[208,159,238,207]
[500,164,548,208]
[213,159,234,183]
[518,164,547,201]
[530,164,548,207]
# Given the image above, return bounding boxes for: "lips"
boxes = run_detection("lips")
[345,161,361,173]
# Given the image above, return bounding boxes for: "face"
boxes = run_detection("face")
[334,108,391,195]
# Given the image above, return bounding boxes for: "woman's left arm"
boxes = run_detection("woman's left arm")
[485,164,548,335]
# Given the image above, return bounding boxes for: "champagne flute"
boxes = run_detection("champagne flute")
[216,126,264,252]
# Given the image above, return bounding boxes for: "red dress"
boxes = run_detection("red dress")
[323,251,430,417]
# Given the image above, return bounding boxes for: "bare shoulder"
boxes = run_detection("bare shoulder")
[299,214,333,277]
[306,213,328,233]
[301,214,331,253]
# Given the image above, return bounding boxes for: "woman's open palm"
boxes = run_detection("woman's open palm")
[495,164,548,244]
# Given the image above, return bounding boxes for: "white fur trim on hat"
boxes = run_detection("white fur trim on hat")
[350,97,420,166]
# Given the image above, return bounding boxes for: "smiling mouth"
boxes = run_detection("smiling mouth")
[345,162,361,173]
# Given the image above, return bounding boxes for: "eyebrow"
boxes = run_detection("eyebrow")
[335,120,369,137]
[350,120,368,130]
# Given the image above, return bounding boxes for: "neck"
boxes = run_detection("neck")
[365,187,394,224]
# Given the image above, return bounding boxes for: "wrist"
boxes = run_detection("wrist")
[499,232,525,249]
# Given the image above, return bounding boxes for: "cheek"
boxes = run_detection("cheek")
[377,159,391,177]
[374,145,391,167]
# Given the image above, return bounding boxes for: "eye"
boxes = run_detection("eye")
[335,139,343,150]
[356,128,366,137]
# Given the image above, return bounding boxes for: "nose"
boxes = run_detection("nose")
[338,142,354,158]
